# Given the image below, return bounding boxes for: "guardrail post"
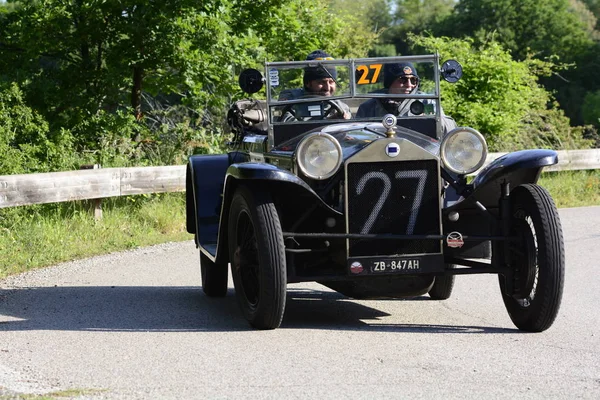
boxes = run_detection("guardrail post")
[80,164,103,220]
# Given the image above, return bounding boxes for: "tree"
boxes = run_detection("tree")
[581,0,600,29]
[434,0,600,127]
[409,34,593,151]
[0,82,76,174]
[384,0,456,55]
[0,1,244,124]
[583,90,600,127]
[232,0,379,62]
[570,0,600,38]
[0,1,20,13]
[328,0,393,33]
[444,0,594,62]
[0,0,381,170]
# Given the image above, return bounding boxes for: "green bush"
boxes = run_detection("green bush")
[0,85,227,175]
[0,82,79,175]
[583,90,600,128]
[409,34,594,151]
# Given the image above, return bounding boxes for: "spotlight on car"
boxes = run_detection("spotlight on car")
[440,127,488,175]
[296,132,343,180]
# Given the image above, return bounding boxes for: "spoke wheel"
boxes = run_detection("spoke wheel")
[200,251,228,297]
[228,185,286,329]
[428,264,455,300]
[498,184,564,332]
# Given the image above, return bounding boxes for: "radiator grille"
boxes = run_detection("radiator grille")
[347,160,441,257]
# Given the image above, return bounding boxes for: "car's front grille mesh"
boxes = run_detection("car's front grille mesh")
[347,160,441,257]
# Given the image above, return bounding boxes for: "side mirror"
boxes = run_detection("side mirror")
[238,69,264,94]
[441,60,463,83]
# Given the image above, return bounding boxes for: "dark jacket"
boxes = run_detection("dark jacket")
[356,97,457,134]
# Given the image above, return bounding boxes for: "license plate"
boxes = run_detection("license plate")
[370,258,421,273]
[348,257,424,275]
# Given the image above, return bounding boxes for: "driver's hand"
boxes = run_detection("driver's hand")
[326,101,351,120]
[326,109,351,120]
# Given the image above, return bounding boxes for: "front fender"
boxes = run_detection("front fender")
[214,162,341,264]
[473,149,558,189]
[464,149,558,208]
[442,149,558,259]
[186,154,230,258]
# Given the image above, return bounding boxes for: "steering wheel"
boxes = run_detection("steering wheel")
[278,97,346,122]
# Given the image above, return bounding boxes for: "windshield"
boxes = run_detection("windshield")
[265,55,441,125]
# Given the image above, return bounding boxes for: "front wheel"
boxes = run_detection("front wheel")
[228,185,286,329]
[428,265,455,300]
[498,184,564,332]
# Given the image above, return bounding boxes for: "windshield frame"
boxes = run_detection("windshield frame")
[264,53,443,148]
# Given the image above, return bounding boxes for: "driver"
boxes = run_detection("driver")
[356,62,456,133]
[278,50,351,121]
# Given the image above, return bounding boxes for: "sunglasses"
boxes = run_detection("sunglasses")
[398,76,418,85]
[313,57,334,61]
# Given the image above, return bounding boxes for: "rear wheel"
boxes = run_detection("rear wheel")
[498,184,564,332]
[228,185,286,329]
[200,251,228,297]
[428,265,455,300]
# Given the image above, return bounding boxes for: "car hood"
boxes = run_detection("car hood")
[270,122,440,160]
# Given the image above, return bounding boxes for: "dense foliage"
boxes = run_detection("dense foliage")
[375,0,600,133]
[0,0,598,176]
[0,81,78,174]
[411,35,593,151]
[1,0,599,276]
[0,0,377,174]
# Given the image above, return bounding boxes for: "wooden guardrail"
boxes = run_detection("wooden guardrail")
[0,165,185,209]
[0,149,599,210]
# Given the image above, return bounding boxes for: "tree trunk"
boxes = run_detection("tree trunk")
[132,65,143,121]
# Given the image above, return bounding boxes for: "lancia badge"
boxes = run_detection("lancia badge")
[382,114,397,138]
[382,114,397,129]
[446,231,464,248]
[385,142,400,157]
[350,261,364,274]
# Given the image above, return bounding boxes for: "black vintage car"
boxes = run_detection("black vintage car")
[186,54,564,331]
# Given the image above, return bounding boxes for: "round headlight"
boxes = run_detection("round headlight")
[440,127,488,175]
[296,132,343,180]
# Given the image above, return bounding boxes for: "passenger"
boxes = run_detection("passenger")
[356,62,456,133]
[279,50,351,121]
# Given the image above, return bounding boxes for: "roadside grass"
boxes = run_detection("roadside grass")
[539,169,600,208]
[0,170,598,279]
[0,193,192,279]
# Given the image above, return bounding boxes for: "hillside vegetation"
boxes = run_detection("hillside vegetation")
[1,0,599,277]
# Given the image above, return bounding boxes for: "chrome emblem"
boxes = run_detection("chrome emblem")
[385,142,400,157]
[382,114,397,128]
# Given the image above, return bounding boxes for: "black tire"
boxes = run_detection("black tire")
[498,184,564,332]
[200,251,228,297]
[428,265,455,300]
[228,185,286,330]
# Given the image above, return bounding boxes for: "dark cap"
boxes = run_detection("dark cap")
[306,50,334,61]
[383,62,419,88]
[303,50,337,84]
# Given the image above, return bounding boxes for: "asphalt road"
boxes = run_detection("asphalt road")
[1,206,599,399]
